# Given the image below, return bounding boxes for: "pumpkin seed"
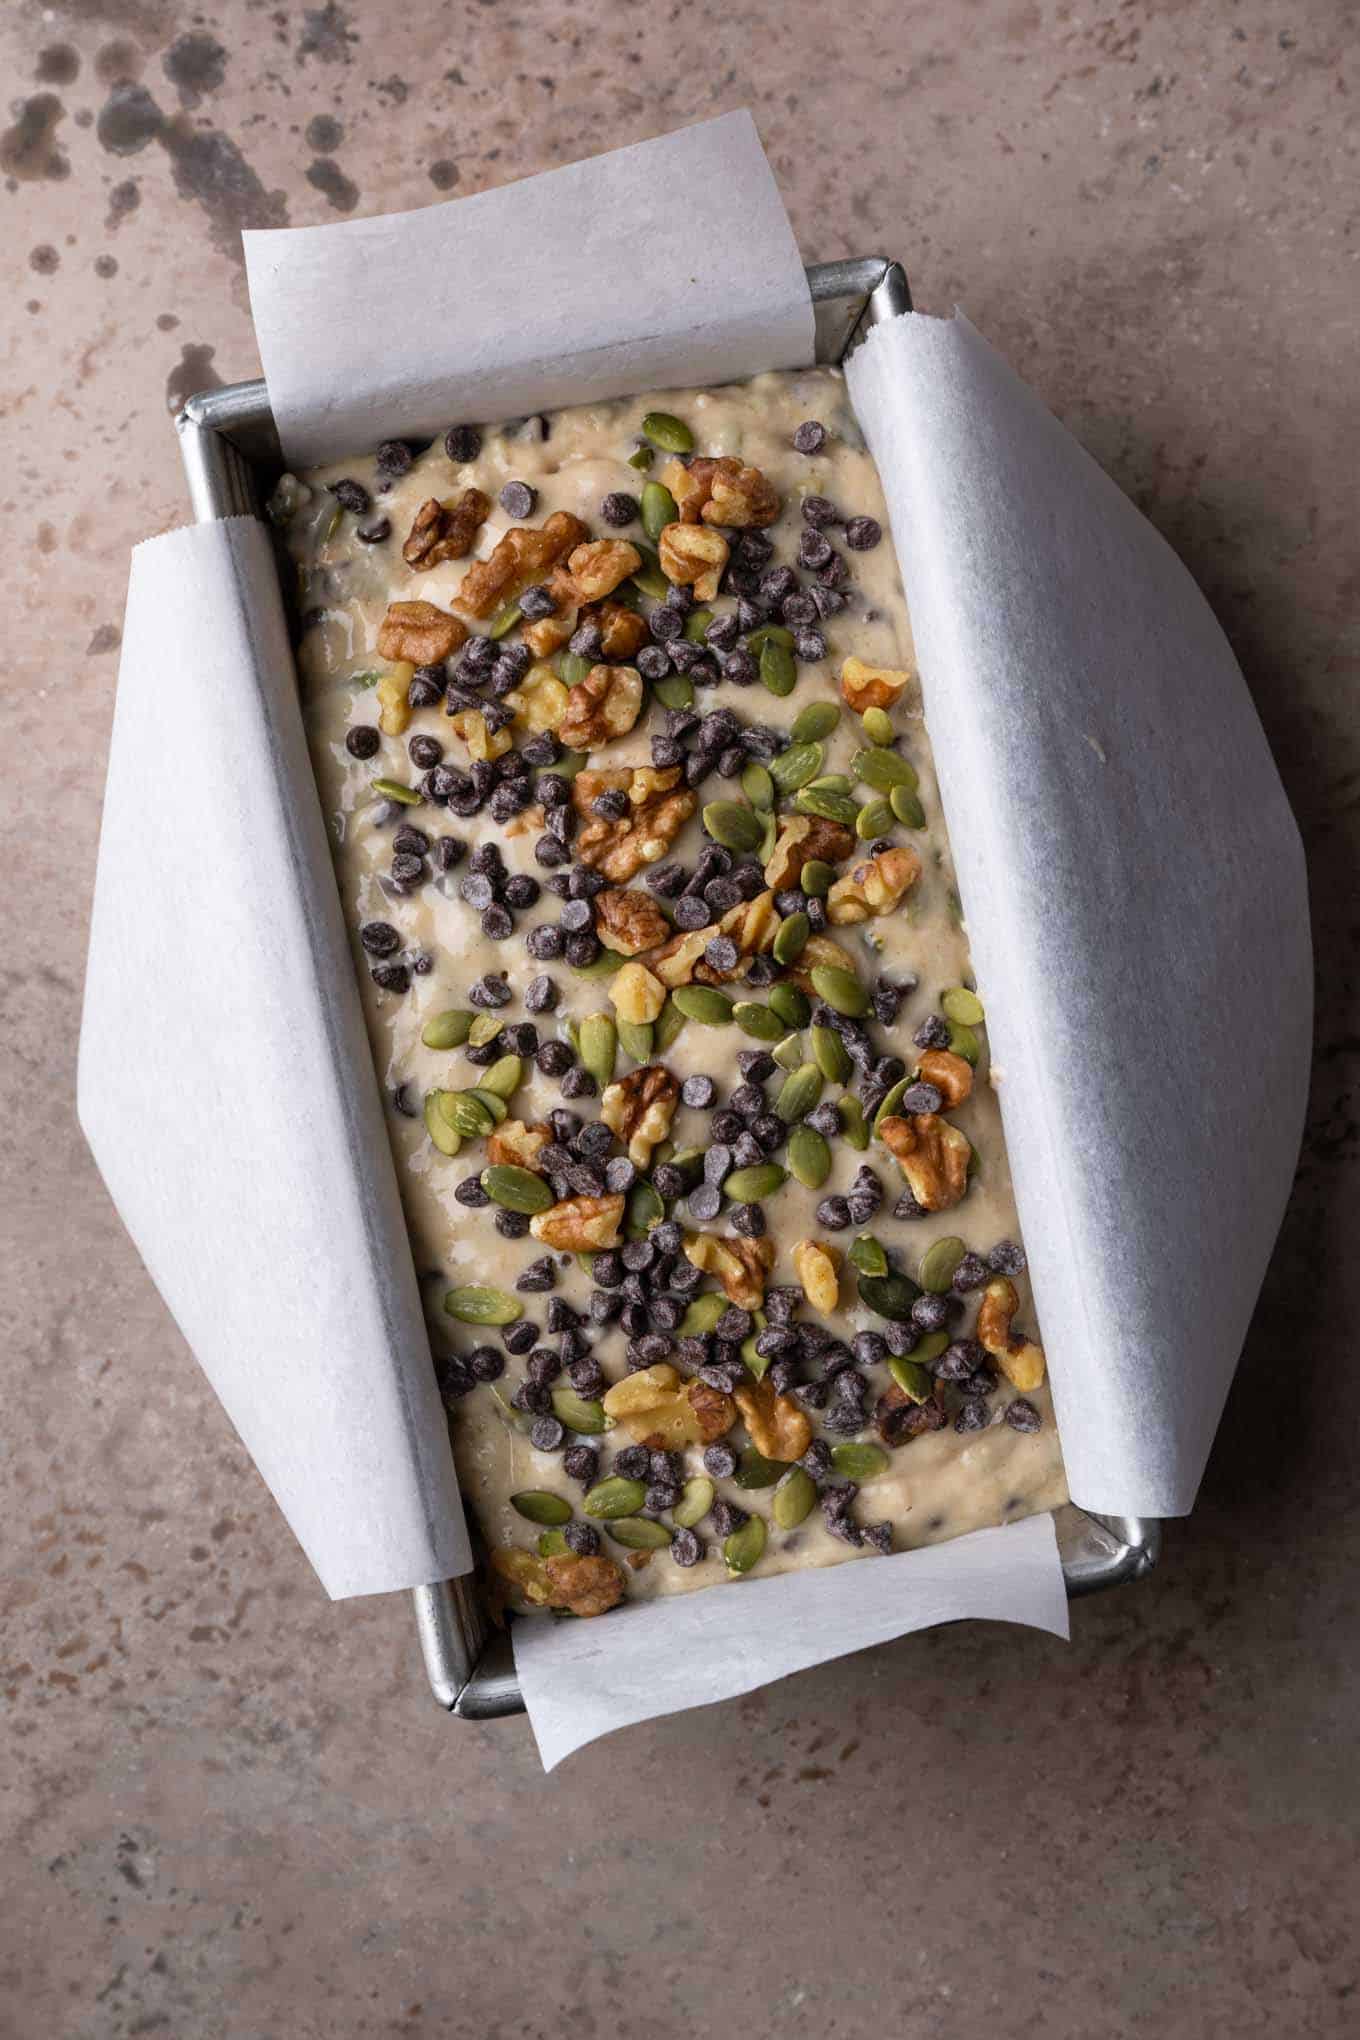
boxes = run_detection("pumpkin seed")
[488,601,523,640]
[489,1382,531,1432]
[856,798,894,840]
[702,799,765,854]
[942,985,985,1025]
[467,1011,503,1048]
[606,1517,673,1551]
[772,911,809,965]
[626,1178,665,1233]
[673,1475,714,1528]
[423,1092,463,1157]
[809,772,853,794]
[733,1000,786,1042]
[465,1085,509,1124]
[771,1032,805,1072]
[759,638,797,698]
[672,984,735,1025]
[746,623,796,652]
[860,705,895,746]
[794,785,859,829]
[742,761,775,810]
[653,671,695,711]
[421,1008,473,1051]
[889,784,926,828]
[918,1235,967,1292]
[740,1331,769,1380]
[830,1442,890,1481]
[578,1012,618,1088]
[848,1233,889,1278]
[616,1018,654,1063]
[735,1447,789,1490]
[790,700,841,744]
[481,1053,523,1100]
[572,950,622,980]
[511,1490,572,1525]
[583,1475,647,1519]
[775,1062,824,1123]
[723,1514,767,1574]
[667,1146,705,1189]
[856,1272,921,1322]
[947,1019,981,1065]
[873,1077,910,1130]
[769,741,823,794]
[799,858,834,897]
[537,1528,570,1556]
[680,1291,729,1337]
[641,410,693,453]
[809,964,869,1017]
[371,776,423,806]
[888,1355,935,1402]
[654,997,686,1053]
[559,650,593,687]
[854,745,917,791]
[551,1386,610,1435]
[444,1284,523,1326]
[626,443,654,471]
[630,557,670,601]
[839,1096,870,1150]
[684,606,714,644]
[772,1465,817,1529]
[642,480,679,540]
[442,1091,496,1139]
[810,1023,852,1084]
[723,1162,788,1203]
[760,810,778,862]
[769,981,811,1030]
[787,1123,831,1189]
[481,1163,554,1215]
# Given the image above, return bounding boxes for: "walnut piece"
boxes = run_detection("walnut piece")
[489,1546,553,1609]
[543,1551,626,1617]
[447,707,513,762]
[457,510,589,617]
[609,960,667,1025]
[594,601,649,658]
[557,663,644,752]
[376,601,468,666]
[874,1384,948,1448]
[486,1119,552,1172]
[734,1377,813,1463]
[659,455,780,529]
[917,1047,974,1108]
[600,1064,680,1166]
[878,1112,972,1212]
[683,1231,775,1311]
[693,890,778,984]
[402,489,490,570]
[521,565,580,657]
[763,813,856,891]
[572,766,697,882]
[792,1238,841,1314]
[827,846,922,924]
[840,654,913,713]
[529,1191,625,1250]
[506,663,569,733]
[645,926,715,989]
[658,520,729,602]
[595,887,671,957]
[375,663,413,737]
[566,538,641,603]
[976,1277,1046,1391]
[602,1363,735,1448]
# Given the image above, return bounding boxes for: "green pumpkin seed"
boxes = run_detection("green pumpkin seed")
[810,1023,852,1084]
[653,997,686,1053]
[684,606,714,644]
[768,981,811,1030]
[839,1096,870,1150]
[853,745,917,791]
[465,1085,509,1124]
[577,1012,618,1088]
[856,1272,921,1323]
[723,1515,767,1574]
[735,1447,789,1490]
[511,1490,572,1525]
[626,1178,665,1233]
[572,950,622,980]
[421,1008,473,1051]
[772,1465,817,1529]
[775,1062,824,1123]
[560,649,598,688]
[641,410,693,453]
[371,776,423,806]
[860,705,895,746]
[733,1001,786,1042]
[672,984,735,1025]
[488,601,523,640]
[947,1019,981,1065]
[888,1355,935,1402]
[666,1147,706,1189]
[607,1517,674,1551]
[583,1475,647,1519]
[889,785,926,828]
[942,986,985,1025]
[772,911,810,965]
[856,798,894,841]
[702,800,765,854]
[794,785,860,829]
[724,1162,788,1203]
[742,761,775,810]
[467,1011,503,1048]
[809,965,869,1018]
[444,1284,523,1326]
[787,1123,831,1189]
[873,1077,911,1130]
[641,480,679,541]
[423,1092,463,1156]
[808,772,853,794]
[551,1386,610,1435]
[653,671,695,710]
[799,858,834,897]
[830,1442,890,1481]
[918,1235,967,1292]
[481,1054,523,1101]
[481,1163,554,1215]
[848,1233,889,1278]
[537,1528,569,1556]
[630,558,670,601]
[626,443,654,471]
[442,1091,496,1139]
[790,700,841,744]
[760,810,778,862]
[681,1291,730,1337]
[489,1382,531,1432]
[746,623,796,653]
[772,1033,805,1072]
[769,741,823,794]
[673,1475,715,1528]
[759,639,797,698]
[616,1018,654,1063]
[740,1330,769,1380]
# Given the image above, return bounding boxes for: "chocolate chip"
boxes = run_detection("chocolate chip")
[562,1443,599,1485]
[680,1074,716,1109]
[564,1519,600,1553]
[710,1497,748,1537]
[687,1184,721,1222]
[356,517,391,545]
[495,1208,531,1238]
[328,477,370,515]
[481,903,513,939]
[704,935,739,974]
[391,852,426,886]
[989,1240,1028,1276]
[499,479,537,519]
[600,490,639,526]
[1005,1398,1042,1433]
[951,1253,989,1294]
[469,973,512,1008]
[559,1064,597,1097]
[359,920,400,957]
[345,725,381,760]
[371,962,409,993]
[376,440,413,480]
[672,894,711,932]
[955,1400,991,1434]
[670,1526,702,1566]
[793,419,827,453]
[795,629,827,663]
[845,515,882,551]
[913,1014,951,1051]
[815,1195,851,1230]
[444,424,481,462]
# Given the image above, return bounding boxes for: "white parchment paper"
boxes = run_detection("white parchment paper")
[244,111,814,469]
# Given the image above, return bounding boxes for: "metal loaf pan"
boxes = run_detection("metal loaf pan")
[175,254,1161,1720]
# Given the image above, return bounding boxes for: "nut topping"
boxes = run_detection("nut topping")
[683,1231,775,1310]
[763,813,855,891]
[840,654,914,714]
[543,1551,626,1617]
[792,1238,841,1314]
[608,960,667,1025]
[878,1112,972,1212]
[658,520,729,602]
[529,1191,626,1251]
[826,846,923,924]
[976,1277,1046,1390]
[486,1119,552,1171]
[659,455,780,529]
[602,1363,736,1448]
[376,600,468,665]
[594,887,671,957]
[402,489,491,570]
[557,663,644,751]
[565,538,641,603]
[572,766,697,882]
[600,1064,680,1165]
[457,510,590,617]
[735,1376,813,1463]
[916,1047,974,1108]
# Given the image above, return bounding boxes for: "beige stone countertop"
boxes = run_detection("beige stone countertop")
[3,4,1355,2035]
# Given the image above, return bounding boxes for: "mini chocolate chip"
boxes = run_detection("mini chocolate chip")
[444,424,481,462]
[795,629,827,663]
[687,1184,721,1222]
[559,1064,597,1097]
[499,479,537,519]
[989,1240,1028,1275]
[328,477,370,515]
[345,725,381,760]
[845,515,882,551]
[815,1195,851,1230]
[681,1074,716,1109]
[359,920,400,956]
[801,494,841,527]
[356,517,391,544]
[600,490,639,526]
[564,1519,600,1553]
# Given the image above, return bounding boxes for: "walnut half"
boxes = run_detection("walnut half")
[594,887,671,957]
[376,600,468,666]
[600,1064,680,1166]
[683,1232,775,1311]
[879,1112,972,1212]
[827,846,922,924]
[529,1192,625,1251]
[402,489,490,569]
[976,1277,1046,1390]
[457,510,589,617]
[557,664,644,752]
[658,521,729,602]
[572,766,697,882]
[734,1376,813,1463]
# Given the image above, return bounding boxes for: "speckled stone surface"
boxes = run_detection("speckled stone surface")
[4,3,1357,2033]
